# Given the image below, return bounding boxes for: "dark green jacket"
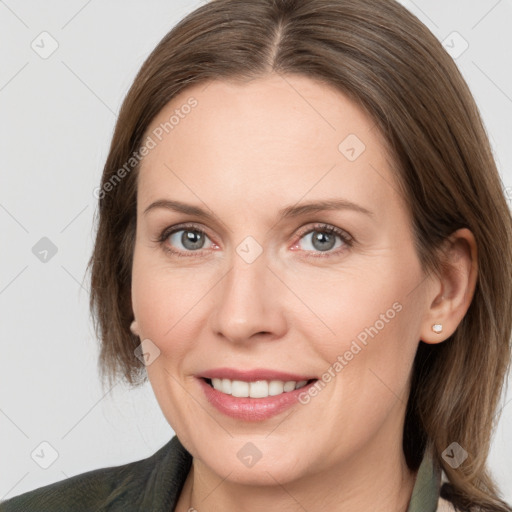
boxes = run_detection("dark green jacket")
[0,435,455,511]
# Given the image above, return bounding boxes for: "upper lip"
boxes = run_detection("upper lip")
[198,367,317,382]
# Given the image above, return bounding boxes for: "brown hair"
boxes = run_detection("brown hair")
[87,0,512,510]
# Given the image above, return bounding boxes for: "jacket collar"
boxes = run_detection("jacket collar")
[407,448,442,512]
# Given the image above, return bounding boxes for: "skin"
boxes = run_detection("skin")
[130,74,477,512]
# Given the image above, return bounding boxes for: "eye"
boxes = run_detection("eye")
[157,223,215,257]
[292,223,353,258]
[156,222,353,258]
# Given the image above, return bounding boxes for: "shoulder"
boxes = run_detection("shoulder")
[0,461,141,512]
[0,436,192,512]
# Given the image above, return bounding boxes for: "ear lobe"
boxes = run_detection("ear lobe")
[130,320,140,336]
[420,228,478,344]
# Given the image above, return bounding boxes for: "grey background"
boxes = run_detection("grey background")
[1,0,511,502]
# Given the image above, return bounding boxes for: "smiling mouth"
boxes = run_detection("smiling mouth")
[202,377,318,398]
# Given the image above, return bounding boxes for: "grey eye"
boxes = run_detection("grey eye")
[299,230,343,252]
[168,229,212,251]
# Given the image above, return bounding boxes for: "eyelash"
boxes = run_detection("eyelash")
[155,222,354,259]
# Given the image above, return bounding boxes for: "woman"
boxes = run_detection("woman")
[1,0,510,511]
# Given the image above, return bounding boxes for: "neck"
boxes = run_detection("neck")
[175,434,418,512]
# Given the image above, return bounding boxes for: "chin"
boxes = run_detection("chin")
[197,440,313,486]
[216,459,307,487]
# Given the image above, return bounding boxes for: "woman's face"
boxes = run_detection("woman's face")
[131,74,433,485]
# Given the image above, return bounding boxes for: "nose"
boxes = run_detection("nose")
[209,249,288,345]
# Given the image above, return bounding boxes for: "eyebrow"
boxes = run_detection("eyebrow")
[143,198,374,220]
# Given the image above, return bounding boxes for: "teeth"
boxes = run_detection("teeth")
[248,380,268,398]
[269,380,284,396]
[209,378,309,398]
[221,378,232,394]
[232,380,249,397]
[283,381,296,392]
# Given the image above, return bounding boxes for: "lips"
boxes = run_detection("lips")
[196,367,319,421]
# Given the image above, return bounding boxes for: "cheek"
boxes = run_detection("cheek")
[131,251,210,429]
[131,249,214,357]
[310,303,419,460]
[292,257,422,416]
[283,258,418,358]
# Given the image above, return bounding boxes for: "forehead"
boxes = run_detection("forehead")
[137,74,404,221]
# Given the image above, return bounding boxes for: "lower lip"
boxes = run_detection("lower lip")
[198,378,317,421]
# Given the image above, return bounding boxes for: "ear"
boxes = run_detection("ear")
[420,228,478,344]
[130,320,140,336]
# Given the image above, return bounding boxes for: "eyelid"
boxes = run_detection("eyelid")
[294,222,353,243]
[157,222,214,243]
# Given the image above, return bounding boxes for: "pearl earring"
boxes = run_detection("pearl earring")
[432,323,443,334]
